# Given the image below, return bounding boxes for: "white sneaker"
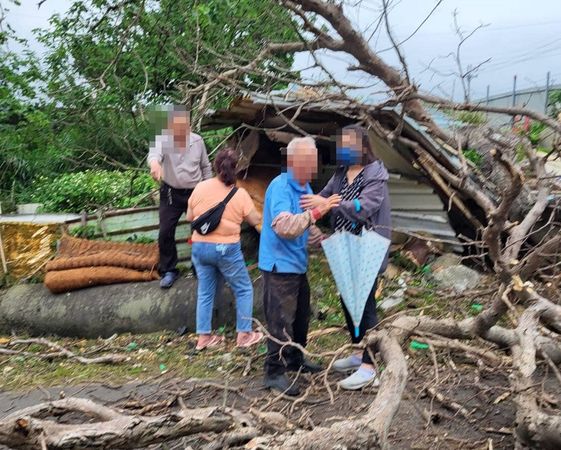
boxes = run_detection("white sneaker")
[332,355,362,373]
[338,367,380,390]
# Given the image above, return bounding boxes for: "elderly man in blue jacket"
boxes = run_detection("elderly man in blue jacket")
[258,137,340,396]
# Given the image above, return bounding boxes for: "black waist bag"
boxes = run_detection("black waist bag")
[191,187,238,235]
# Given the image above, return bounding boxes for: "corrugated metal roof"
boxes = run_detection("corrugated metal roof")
[203,92,467,249]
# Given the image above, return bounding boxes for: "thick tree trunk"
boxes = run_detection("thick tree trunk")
[277,330,408,449]
[0,277,264,338]
[0,398,236,450]
[511,307,561,449]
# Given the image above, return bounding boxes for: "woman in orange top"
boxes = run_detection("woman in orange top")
[187,148,262,350]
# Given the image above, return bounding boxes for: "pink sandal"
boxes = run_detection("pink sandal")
[196,334,225,351]
[236,331,264,348]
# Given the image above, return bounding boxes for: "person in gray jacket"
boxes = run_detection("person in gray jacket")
[148,107,212,288]
[300,125,391,390]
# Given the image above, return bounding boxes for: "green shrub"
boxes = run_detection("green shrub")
[69,224,98,239]
[462,148,483,166]
[0,197,17,214]
[201,127,235,157]
[27,170,157,213]
[125,234,156,244]
[528,122,546,146]
[454,111,486,125]
[548,89,561,118]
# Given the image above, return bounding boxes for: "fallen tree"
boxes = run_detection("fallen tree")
[0,398,238,450]
[1,1,560,449]
[162,0,561,446]
[0,277,264,338]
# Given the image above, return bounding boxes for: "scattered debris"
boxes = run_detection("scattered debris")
[431,253,463,273]
[126,342,139,352]
[410,340,430,351]
[471,303,483,313]
[432,265,481,293]
[383,263,402,280]
[0,337,128,365]
[402,237,440,267]
[378,277,407,311]
[493,392,511,405]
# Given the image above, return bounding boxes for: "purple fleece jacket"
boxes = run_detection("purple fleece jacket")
[319,161,392,271]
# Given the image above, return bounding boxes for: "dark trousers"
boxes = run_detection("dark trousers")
[158,182,193,275]
[262,270,310,377]
[340,278,379,365]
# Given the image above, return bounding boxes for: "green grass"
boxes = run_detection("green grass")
[0,327,357,391]
[1,332,247,390]
[308,253,345,327]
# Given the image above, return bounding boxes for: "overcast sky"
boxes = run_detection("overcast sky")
[6,0,561,101]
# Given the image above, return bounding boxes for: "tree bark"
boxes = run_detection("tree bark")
[0,398,236,450]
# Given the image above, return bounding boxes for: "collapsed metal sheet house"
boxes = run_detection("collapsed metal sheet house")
[202,92,472,250]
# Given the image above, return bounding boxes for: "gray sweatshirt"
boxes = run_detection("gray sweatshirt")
[147,131,212,189]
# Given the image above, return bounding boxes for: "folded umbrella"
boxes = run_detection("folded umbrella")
[321,229,391,337]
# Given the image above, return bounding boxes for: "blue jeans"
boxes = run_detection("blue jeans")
[191,242,254,334]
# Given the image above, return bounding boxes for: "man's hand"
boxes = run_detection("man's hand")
[150,160,162,181]
[315,194,341,216]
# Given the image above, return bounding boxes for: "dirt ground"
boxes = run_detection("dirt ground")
[2,344,547,450]
[2,259,559,449]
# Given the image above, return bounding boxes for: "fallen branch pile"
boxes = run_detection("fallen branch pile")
[0,398,236,450]
[1,0,561,448]
[0,338,128,365]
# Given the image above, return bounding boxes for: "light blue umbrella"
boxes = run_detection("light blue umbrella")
[321,229,391,337]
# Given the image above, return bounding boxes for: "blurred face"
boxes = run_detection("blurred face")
[336,130,363,166]
[170,113,191,139]
[288,143,318,185]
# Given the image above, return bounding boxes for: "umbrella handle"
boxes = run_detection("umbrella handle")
[354,326,360,338]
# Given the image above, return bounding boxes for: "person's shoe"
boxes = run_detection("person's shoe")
[332,354,362,373]
[236,331,264,348]
[195,334,225,351]
[288,358,323,374]
[264,374,300,396]
[338,367,380,391]
[160,271,178,289]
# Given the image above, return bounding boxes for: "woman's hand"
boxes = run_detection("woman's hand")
[322,194,342,214]
[301,194,333,210]
[301,194,341,217]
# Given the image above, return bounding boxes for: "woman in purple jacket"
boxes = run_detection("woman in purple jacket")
[301,125,391,390]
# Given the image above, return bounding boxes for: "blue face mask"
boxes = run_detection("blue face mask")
[337,146,362,166]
